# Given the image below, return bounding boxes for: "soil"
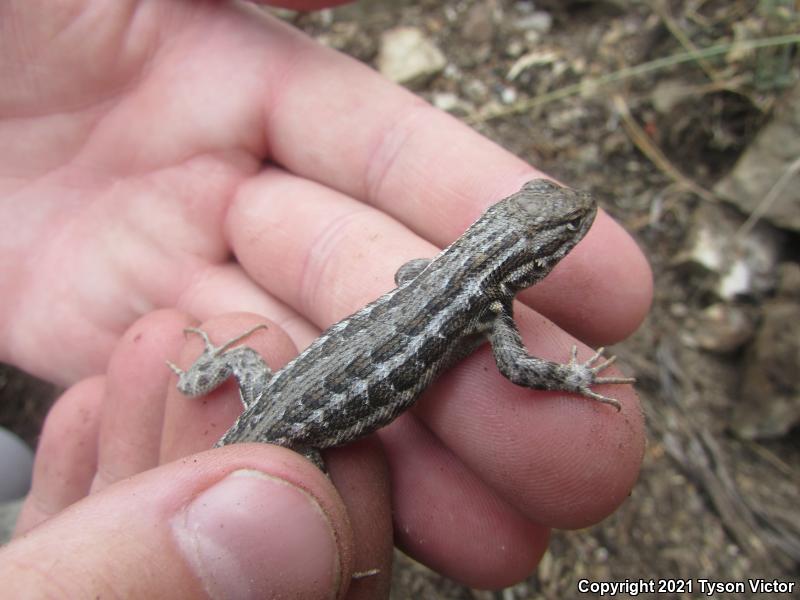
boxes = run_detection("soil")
[2,1,798,598]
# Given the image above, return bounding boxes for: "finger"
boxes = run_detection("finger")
[227,171,407,332]
[163,312,393,595]
[15,377,104,535]
[413,313,644,528]
[325,438,394,599]
[2,445,360,600]
[161,313,300,461]
[246,19,651,340]
[522,209,652,346]
[91,310,194,492]
[380,416,550,589]
[227,170,642,345]
[176,263,320,350]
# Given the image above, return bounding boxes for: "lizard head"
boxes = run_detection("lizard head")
[481,178,597,295]
[417,179,598,299]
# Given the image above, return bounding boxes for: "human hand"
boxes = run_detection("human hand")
[3,311,393,598]
[0,0,652,592]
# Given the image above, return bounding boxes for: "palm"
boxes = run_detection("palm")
[2,2,295,382]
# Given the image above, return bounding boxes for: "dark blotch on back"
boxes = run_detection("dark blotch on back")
[370,336,402,365]
[415,335,447,366]
[367,380,395,408]
[368,300,391,321]
[323,369,350,394]
[389,362,421,392]
[402,311,429,337]
[338,313,370,340]
[344,392,373,421]
[423,291,455,315]
[314,332,339,358]
[344,353,372,378]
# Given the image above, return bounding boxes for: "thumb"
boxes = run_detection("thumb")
[1,445,354,599]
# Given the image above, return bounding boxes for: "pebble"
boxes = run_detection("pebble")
[377,27,447,86]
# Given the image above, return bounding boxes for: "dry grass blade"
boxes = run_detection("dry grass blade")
[612,94,717,202]
[653,0,724,83]
[735,155,800,237]
[467,33,800,124]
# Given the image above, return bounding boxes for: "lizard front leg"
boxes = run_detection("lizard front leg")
[394,258,431,286]
[488,302,634,409]
[170,328,328,470]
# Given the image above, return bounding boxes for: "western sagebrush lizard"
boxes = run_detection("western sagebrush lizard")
[169,179,634,471]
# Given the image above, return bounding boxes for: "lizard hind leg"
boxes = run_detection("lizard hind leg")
[297,448,327,473]
[168,325,272,410]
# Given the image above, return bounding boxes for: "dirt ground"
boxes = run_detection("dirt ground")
[2,1,798,598]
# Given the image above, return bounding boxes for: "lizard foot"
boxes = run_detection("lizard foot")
[167,324,269,397]
[567,346,635,411]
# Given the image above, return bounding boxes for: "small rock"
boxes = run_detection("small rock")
[377,27,447,87]
[430,92,472,115]
[462,78,489,103]
[523,30,542,45]
[316,22,375,59]
[776,261,800,298]
[673,202,784,300]
[670,302,690,318]
[651,79,695,114]
[504,39,525,58]
[442,63,461,80]
[714,80,800,232]
[316,9,334,27]
[577,144,600,164]
[500,86,517,104]
[692,304,755,353]
[462,3,495,44]
[513,11,553,34]
[732,299,800,439]
[546,105,588,130]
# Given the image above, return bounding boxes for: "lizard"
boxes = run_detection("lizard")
[168,179,635,471]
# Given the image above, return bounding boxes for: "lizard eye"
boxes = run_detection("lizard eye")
[566,216,584,231]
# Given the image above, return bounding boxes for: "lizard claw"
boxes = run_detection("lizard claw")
[595,375,637,385]
[182,327,215,352]
[166,360,183,376]
[569,345,634,411]
[584,346,607,368]
[580,387,623,411]
[179,324,268,357]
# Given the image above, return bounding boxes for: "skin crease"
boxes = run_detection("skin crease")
[0,0,652,597]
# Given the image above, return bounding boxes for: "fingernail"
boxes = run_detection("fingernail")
[172,470,340,600]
